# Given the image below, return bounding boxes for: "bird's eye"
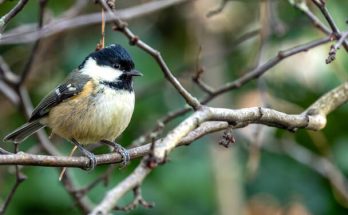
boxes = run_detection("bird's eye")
[113,63,121,69]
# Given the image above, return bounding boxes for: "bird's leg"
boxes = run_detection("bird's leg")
[71,138,97,170]
[100,140,130,167]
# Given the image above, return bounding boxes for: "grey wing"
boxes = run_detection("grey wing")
[29,72,91,122]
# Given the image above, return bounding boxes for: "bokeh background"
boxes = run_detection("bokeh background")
[1,0,348,214]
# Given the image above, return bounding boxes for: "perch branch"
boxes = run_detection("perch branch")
[91,80,348,214]
[1,80,347,168]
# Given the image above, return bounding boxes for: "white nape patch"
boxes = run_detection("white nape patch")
[68,86,76,91]
[55,88,61,96]
[81,57,123,81]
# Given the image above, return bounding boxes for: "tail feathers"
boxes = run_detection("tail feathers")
[3,121,45,143]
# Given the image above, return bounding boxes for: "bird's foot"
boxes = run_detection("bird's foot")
[82,149,97,171]
[71,138,97,170]
[101,140,130,168]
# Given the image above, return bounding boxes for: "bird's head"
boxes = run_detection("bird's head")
[79,44,142,83]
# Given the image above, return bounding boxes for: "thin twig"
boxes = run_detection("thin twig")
[326,31,348,64]
[61,171,93,214]
[310,0,348,51]
[0,145,27,215]
[0,0,29,33]
[0,56,19,83]
[99,0,201,110]
[0,0,191,45]
[72,165,117,198]
[132,29,261,146]
[18,0,47,85]
[91,160,152,214]
[114,186,154,211]
[59,146,77,181]
[134,36,331,146]
[204,36,331,100]
[311,0,340,34]
[0,79,19,104]
[192,47,214,94]
[96,7,105,50]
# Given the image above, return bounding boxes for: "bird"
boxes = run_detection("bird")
[3,44,142,170]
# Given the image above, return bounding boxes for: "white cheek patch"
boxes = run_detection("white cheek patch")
[81,58,123,81]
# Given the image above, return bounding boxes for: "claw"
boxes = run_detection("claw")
[71,138,97,171]
[101,140,130,168]
[116,145,130,167]
[83,149,97,171]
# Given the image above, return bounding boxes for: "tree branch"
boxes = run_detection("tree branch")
[326,31,348,64]
[90,80,348,214]
[290,0,348,52]
[1,80,347,165]
[0,121,228,167]
[0,0,191,45]
[18,0,47,85]
[99,0,201,109]
[0,145,27,215]
[133,35,331,146]
[0,0,29,33]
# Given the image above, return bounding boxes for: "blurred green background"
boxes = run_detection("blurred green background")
[1,0,348,214]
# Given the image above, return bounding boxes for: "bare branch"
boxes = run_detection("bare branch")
[2,79,344,164]
[136,36,331,146]
[0,79,19,105]
[91,80,348,214]
[1,79,347,214]
[72,165,117,198]
[132,29,260,146]
[0,0,29,33]
[192,47,214,94]
[61,171,93,214]
[99,0,201,109]
[0,56,19,84]
[0,0,191,45]
[306,82,348,117]
[1,0,347,213]
[18,0,47,85]
[0,145,27,215]
[205,36,331,100]
[326,31,348,64]
[114,186,154,211]
[91,160,151,214]
[0,121,228,167]
[290,0,348,51]
[311,0,340,34]
[310,0,348,51]
[18,87,94,212]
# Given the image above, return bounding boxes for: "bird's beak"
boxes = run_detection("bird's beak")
[128,69,143,77]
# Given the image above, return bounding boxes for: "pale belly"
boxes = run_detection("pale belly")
[47,89,135,144]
